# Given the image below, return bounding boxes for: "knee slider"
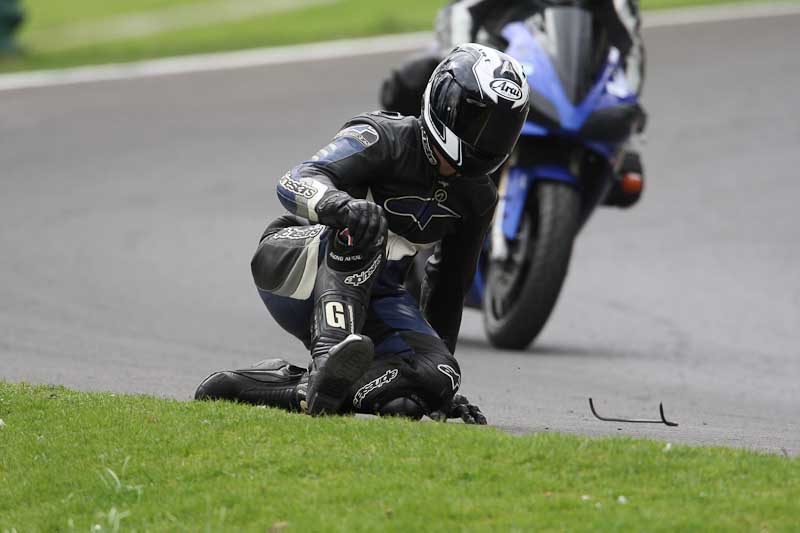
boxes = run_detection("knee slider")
[377,396,426,420]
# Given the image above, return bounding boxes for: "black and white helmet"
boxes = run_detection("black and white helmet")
[422,43,530,177]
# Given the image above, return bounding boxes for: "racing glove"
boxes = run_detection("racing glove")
[316,192,388,246]
[430,394,488,425]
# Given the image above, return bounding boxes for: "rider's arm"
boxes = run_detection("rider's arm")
[276,118,389,224]
[598,0,645,96]
[420,183,498,354]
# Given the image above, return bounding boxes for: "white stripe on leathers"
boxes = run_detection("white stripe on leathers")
[288,231,322,300]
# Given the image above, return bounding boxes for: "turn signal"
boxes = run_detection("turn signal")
[621,172,643,195]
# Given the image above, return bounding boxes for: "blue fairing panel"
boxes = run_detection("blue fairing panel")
[501,165,577,240]
[502,22,638,134]
[520,118,622,158]
[521,121,549,136]
[501,166,530,240]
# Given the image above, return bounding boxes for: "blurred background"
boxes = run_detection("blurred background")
[0,0,776,72]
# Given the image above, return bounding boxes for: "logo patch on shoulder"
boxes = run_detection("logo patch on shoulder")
[334,124,380,148]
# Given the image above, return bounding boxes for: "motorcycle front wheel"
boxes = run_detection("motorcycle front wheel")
[483,181,581,350]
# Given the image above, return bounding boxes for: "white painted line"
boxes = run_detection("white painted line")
[1,1,798,92]
[0,32,432,92]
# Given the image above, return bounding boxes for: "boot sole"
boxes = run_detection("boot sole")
[307,336,373,415]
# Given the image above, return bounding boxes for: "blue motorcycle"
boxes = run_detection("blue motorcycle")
[458,4,644,349]
[387,2,644,350]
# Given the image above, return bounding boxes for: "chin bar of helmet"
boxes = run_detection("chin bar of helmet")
[589,398,678,427]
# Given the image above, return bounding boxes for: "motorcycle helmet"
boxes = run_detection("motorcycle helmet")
[421,43,530,177]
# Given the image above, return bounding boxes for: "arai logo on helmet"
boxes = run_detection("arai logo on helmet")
[489,78,524,101]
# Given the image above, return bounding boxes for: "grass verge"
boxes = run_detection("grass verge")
[1,381,798,531]
[0,0,786,74]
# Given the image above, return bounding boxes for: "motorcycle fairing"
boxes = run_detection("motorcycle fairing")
[495,11,639,241]
[503,18,637,145]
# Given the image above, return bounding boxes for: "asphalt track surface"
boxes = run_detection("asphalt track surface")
[2,14,798,454]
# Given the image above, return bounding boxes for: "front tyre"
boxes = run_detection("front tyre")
[483,181,581,350]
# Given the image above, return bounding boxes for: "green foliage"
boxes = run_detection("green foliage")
[1,382,798,531]
[0,0,444,72]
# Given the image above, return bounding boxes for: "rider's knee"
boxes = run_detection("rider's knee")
[417,351,462,405]
[353,349,461,417]
[251,247,281,292]
[377,396,426,420]
[251,217,325,294]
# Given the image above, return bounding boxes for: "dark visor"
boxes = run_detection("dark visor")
[431,76,527,157]
[455,101,525,156]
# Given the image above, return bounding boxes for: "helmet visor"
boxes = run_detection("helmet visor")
[451,96,528,158]
[458,142,509,177]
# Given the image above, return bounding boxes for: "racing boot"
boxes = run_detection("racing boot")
[306,334,375,415]
[194,359,307,411]
[305,229,386,415]
[605,150,644,208]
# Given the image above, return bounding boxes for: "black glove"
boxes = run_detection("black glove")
[430,394,487,425]
[317,193,388,247]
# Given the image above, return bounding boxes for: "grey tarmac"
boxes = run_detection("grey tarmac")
[1,14,798,454]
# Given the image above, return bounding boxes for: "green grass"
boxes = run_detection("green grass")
[0,0,442,73]
[1,382,798,531]
[0,0,786,74]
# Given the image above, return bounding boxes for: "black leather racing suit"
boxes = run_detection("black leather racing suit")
[273,110,497,353]
[198,111,496,419]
